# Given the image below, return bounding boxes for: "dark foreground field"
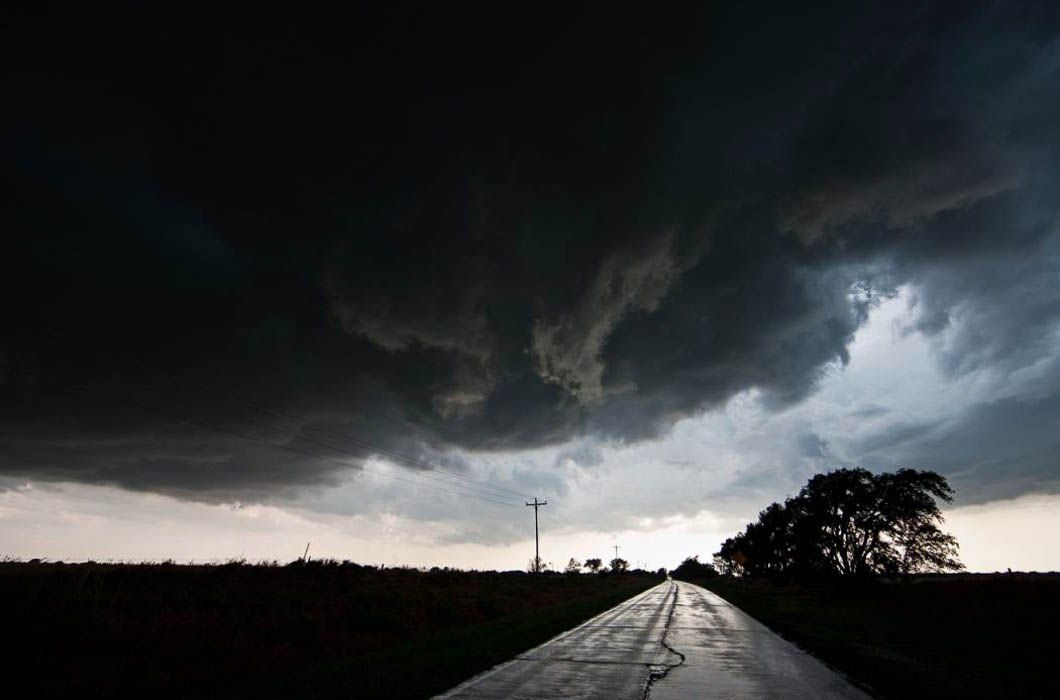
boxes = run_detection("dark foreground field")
[679,573,1059,699]
[2,560,658,699]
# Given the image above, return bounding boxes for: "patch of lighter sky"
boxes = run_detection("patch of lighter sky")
[797,287,972,437]
[943,493,1060,572]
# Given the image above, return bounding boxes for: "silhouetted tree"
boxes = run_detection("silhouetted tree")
[797,468,963,577]
[610,557,629,573]
[738,502,803,578]
[791,469,883,577]
[527,556,552,573]
[892,520,962,574]
[584,557,603,573]
[671,556,717,580]
[880,470,963,574]
[564,558,582,575]
[713,468,963,580]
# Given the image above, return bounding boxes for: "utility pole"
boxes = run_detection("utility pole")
[526,498,547,573]
[613,544,620,568]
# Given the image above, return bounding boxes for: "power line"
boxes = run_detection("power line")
[226,399,533,500]
[115,358,531,503]
[105,374,525,506]
[195,400,525,504]
[540,510,566,531]
[19,366,530,513]
[243,407,532,501]
[145,367,532,501]
[60,381,520,509]
[17,329,534,503]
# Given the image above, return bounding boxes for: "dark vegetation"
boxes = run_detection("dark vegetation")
[672,468,1052,698]
[713,468,962,580]
[675,573,1060,700]
[670,555,719,581]
[1,559,659,699]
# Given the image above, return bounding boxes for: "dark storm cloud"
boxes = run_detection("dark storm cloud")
[851,389,1060,505]
[4,2,1059,503]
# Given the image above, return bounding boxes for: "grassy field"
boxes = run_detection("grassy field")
[677,573,1059,699]
[2,560,659,699]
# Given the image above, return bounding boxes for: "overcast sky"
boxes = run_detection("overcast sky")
[4,3,1059,571]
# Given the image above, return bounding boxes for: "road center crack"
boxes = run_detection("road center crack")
[642,581,686,699]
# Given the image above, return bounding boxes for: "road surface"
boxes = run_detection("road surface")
[435,579,871,699]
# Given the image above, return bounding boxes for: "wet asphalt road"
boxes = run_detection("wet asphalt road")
[435,579,871,699]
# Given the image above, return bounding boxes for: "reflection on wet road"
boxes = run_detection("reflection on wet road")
[435,580,871,699]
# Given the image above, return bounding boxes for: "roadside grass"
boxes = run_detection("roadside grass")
[678,573,1060,700]
[1,560,658,699]
[280,584,653,699]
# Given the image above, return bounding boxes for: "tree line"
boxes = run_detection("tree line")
[705,468,964,581]
[529,555,634,574]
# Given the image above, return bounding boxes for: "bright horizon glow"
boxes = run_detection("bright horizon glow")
[2,481,1058,572]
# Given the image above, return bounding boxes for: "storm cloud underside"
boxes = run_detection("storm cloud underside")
[4,3,1059,510]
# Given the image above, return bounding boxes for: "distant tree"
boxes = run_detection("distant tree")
[610,557,629,573]
[797,468,963,577]
[713,468,963,580]
[564,558,582,575]
[656,567,668,577]
[527,556,551,573]
[671,556,717,581]
[584,557,603,573]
